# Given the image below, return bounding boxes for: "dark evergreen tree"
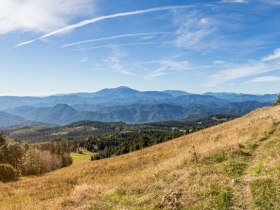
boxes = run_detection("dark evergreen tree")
[273,94,280,106]
[0,132,5,146]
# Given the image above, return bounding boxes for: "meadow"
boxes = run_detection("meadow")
[0,105,280,209]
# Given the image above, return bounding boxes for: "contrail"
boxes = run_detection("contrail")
[77,42,171,51]
[62,32,174,48]
[14,5,190,48]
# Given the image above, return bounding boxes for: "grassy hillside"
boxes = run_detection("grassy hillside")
[0,106,280,209]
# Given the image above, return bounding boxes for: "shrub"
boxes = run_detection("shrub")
[61,153,73,167]
[0,164,17,182]
[160,189,182,209]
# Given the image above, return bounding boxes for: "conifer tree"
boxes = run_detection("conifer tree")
[273,94,280,106]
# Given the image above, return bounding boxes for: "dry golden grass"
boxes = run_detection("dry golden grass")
[1,105,280,209]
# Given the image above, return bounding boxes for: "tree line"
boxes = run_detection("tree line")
[88,130,184,160]
[0,133,72,182]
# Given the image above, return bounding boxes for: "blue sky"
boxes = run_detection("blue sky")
[0,0,280,96]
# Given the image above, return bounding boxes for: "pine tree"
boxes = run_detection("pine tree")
[0,132,6,146]
[273,94,280,106]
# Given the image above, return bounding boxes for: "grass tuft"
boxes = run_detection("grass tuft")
[225,161,247,177]
[208,187,232,210]
[203,151,227,164]
[250,178,279,209]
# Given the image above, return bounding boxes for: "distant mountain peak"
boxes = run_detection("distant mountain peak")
[116,86,132,89]
[108,86,138,92]
[95,86,140,97]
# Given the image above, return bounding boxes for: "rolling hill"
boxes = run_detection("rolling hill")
[204,92,277,103]
[3,114,235,142]
[0,87,276,126]
[0,111,32,127]
[4,101,269,125]
[1,105,280,209]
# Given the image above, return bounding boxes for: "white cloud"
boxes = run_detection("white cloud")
[0,0,93,35]
[213,60,225,65]
[223,0,248,3]
[208,48,280,86]
[208,63,280,86]
[145,60,189,80]
[104,46,132,75]
[249,76,280,83]
[15,5,189,47]
[262,49,280,62]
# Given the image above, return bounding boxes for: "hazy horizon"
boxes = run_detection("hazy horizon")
[0,86,277,97]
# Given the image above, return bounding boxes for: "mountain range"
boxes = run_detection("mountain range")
[0,86,276,126]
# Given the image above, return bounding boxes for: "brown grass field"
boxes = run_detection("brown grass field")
[1,105,280,209]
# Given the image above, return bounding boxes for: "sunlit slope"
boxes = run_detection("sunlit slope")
[1,105,280,209]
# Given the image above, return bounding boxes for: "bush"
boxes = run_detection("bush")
[0,164,17,182]
[61,153,73,167]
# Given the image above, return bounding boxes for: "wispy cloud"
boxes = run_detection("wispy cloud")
[262,49,280,62]
[208,63,280,86]
[15,5,190,47]
[173,11,217,51]
[213,60,225,65]
[249,75,280,83]
[223,0,248,3]
[260,0,280,5]
[62,32,174,48]
[0,0,93,35]
[145,60,189,80]
[104,46,132,75]
[77,42,170,51]
[208,47,280,86]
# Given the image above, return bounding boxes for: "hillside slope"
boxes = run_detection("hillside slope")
[1,106,280,209]
[0,111,30,127]
[5,101,269,125]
